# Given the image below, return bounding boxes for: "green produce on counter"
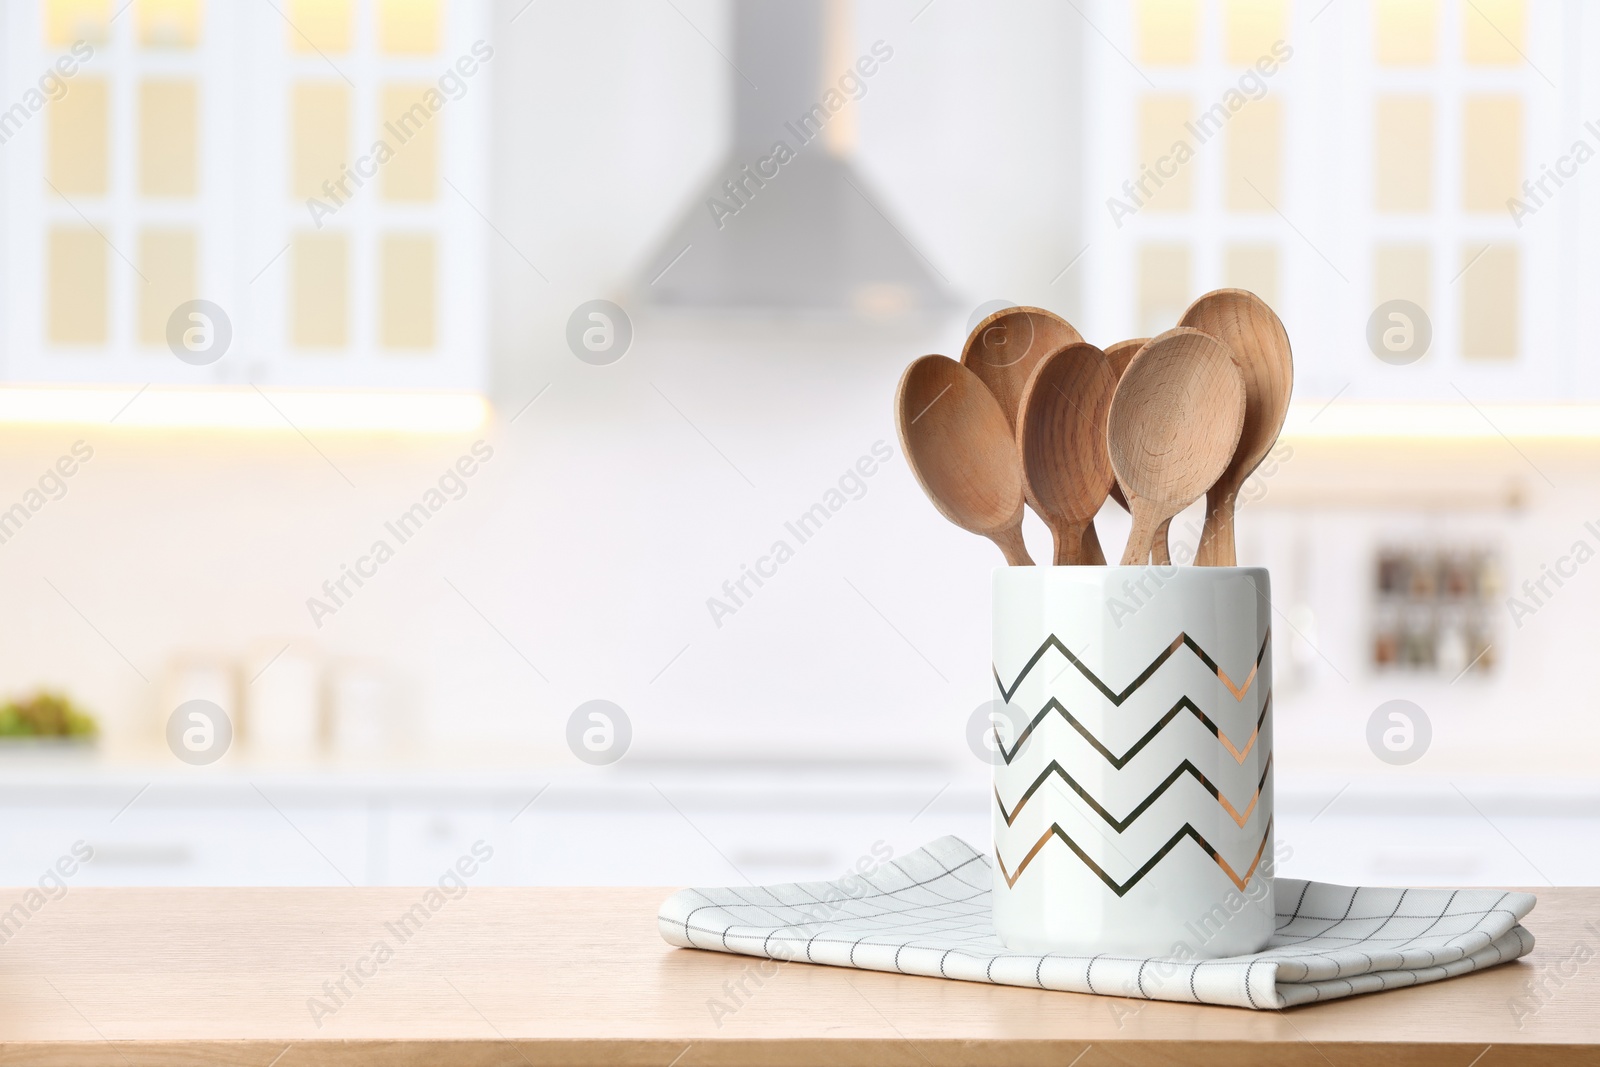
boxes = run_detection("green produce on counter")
[0,692,98,738]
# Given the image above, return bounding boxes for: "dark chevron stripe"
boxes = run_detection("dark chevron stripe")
[995,691,1272,768]
[994,629,1271,705]
[995,753,1273,831]
[995,818,1274,896]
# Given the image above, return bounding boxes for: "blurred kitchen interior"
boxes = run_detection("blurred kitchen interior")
[1,0,1598,889]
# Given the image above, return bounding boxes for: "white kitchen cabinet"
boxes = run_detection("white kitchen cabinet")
[1076,0,1591,402]
[0,768,992,888]
[0,0,490,390]
[501,779,988,888]
[0,779,369,886]
[1,768,1592,889]
[374,800,521,886]
[85,805,370,887]
[1276,778,1600,888]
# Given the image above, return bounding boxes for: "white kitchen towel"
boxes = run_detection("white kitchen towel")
[658,836,1536,1009]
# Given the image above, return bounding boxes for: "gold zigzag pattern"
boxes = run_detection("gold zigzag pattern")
[995,692,1272,768]
[995,629,1271,706]
[995,753,1273,832]
[991,632,1273,895]
[995,818,1274,896]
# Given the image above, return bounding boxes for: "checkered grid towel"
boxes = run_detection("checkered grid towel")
[658,836,1536,1009]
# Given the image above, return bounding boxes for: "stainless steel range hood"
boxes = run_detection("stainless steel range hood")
[639,0,947,314]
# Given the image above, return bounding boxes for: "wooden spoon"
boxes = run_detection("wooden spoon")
[960,307,1083,433]
[1017,342,1117,566]
[1104,338,1177,565]
[1107,329,1246,567]
[1179,290,1293,567]
[895,355,1034,566]
[1101,338,1148,511]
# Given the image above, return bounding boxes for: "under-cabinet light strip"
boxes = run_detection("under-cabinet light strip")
[1283,401,1600,441]
[0,387,489,433]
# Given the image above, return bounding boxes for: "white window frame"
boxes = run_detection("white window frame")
[0,0,490,391]
[1077,0,1577,401]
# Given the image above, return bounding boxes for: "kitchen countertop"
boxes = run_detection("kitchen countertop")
[0,886,1594,1065]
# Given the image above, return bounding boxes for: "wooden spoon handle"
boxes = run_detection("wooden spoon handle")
[1081,522,1107,566]
[1152,519,1172,566]
[991,525,1035,567]
[1121,510,1162,567]
[1050,523,1077,566]
[1050,522,1091,566]
[1196,487,1238,567]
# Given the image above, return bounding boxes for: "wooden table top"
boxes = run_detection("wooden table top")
[0,885,1594,1066]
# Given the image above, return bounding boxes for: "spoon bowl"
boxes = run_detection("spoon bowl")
[1107,329,1246,567]
[896,355,1034,566]
[1101,338,1149,516]
[961,307,1083,433]
[1105,338,1177,563]
[1017,342,1117,565]
[1179,290,1293,566]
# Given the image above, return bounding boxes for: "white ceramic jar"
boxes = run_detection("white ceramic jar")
[991,566,1275,958]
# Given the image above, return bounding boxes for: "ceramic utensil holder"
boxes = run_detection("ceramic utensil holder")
[991,566,1275,958]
